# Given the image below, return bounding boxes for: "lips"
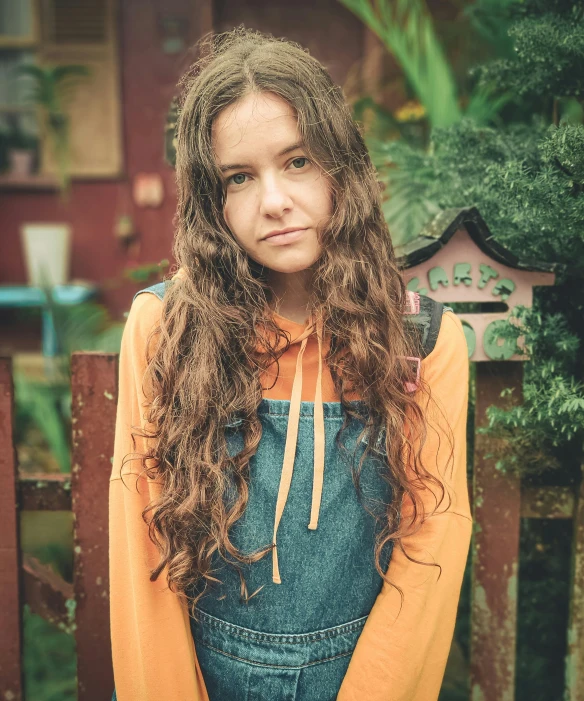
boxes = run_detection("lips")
[263,227,307,240]
[262,228,307,246]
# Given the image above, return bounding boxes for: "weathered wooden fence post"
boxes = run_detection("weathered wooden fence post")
[472,361,523,700]
[0,356,23,701]
[70,352,118,700]
[565,450,584,700]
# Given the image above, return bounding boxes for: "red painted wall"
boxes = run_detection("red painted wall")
[0,0,203,321]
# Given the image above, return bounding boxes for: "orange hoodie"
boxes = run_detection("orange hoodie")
[109,268,472,701]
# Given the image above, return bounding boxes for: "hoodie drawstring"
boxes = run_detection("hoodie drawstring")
[271,311,325,585]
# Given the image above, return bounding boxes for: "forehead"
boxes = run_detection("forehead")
[212,92,300,159]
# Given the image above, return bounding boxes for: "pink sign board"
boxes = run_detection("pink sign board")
[405,228,555,361]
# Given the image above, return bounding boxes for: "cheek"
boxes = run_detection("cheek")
[223,198,241,235]
[223,198,253,251]
[315,187,333,218]
[312,178,333,217]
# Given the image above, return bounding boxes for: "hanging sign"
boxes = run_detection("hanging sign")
[401,209,556,362]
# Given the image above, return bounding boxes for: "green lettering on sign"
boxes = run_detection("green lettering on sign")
[453,263,472,286]
[461,320,475,358]
[428,266,449,291]
[478,264,498,289]
[406,277,428,296]
[483,319,516,360]
[492,278,516,302]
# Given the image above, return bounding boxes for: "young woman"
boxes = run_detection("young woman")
[109,27,472,701]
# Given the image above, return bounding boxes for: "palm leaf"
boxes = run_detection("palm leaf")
[13,372,71,473]
[340,0,461,128]
[53,65,91,82]
[465,81,514,125]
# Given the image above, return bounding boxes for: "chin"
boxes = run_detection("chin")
[245,240,322,274]
[265,254,321,274]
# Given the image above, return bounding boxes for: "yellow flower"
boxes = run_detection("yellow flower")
[394,100,426,122]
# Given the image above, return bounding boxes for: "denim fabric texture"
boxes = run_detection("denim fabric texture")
[188,398,395,701]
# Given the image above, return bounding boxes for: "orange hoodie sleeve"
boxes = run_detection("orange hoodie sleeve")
[337,310,472,701]
[109,291,209,701]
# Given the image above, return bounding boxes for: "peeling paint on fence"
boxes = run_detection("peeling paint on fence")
[0,358,23,701]
[471,362,523,701]
[565,454,584,701]
[70,352,118,701]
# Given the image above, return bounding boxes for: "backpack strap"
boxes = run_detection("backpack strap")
[402,290,452,393]
[403,290,449,358]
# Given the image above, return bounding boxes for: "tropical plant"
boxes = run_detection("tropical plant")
[15,63,90,193]
[340,0,461,127]
[339,0,513,131]
[14,288,125,474]
[14,261,170,474]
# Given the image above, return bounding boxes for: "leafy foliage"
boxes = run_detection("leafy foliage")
[477,304,583,476]
[16,65,90,116]
[476,1,584,100]
[374,118,584,266]
[23,605,77,701]
[366,1,584,480]
[15,63,91,193]
[339,0,462,127]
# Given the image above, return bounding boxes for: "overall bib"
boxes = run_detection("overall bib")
[189,397,395,701]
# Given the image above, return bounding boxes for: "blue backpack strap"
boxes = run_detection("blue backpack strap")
[132,280,172,304]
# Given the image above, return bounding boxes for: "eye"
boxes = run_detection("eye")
[229,173,248,186]
[291,157,308,169]
[226,157,309,187]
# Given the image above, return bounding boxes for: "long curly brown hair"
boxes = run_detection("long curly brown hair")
[126,26,457,619]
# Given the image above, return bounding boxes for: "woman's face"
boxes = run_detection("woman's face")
[211,91,332,275]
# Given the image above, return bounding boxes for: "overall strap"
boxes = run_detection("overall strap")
[132,280,171,304]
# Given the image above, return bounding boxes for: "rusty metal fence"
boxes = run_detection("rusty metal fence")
[0,354,582,700]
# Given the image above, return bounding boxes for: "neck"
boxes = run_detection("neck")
[267,268,314,325]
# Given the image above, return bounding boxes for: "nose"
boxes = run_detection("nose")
[258,174,293,218]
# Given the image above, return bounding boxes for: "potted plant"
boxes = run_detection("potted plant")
[15,62,90,193]
[3,113,38,177]
[15,63,89,287]
[20,222,72,287]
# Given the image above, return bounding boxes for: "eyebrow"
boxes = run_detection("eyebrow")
[218,142,305,173]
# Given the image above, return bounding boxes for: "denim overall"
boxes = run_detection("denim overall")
[188,398,394,701]
[111,283,447,701]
